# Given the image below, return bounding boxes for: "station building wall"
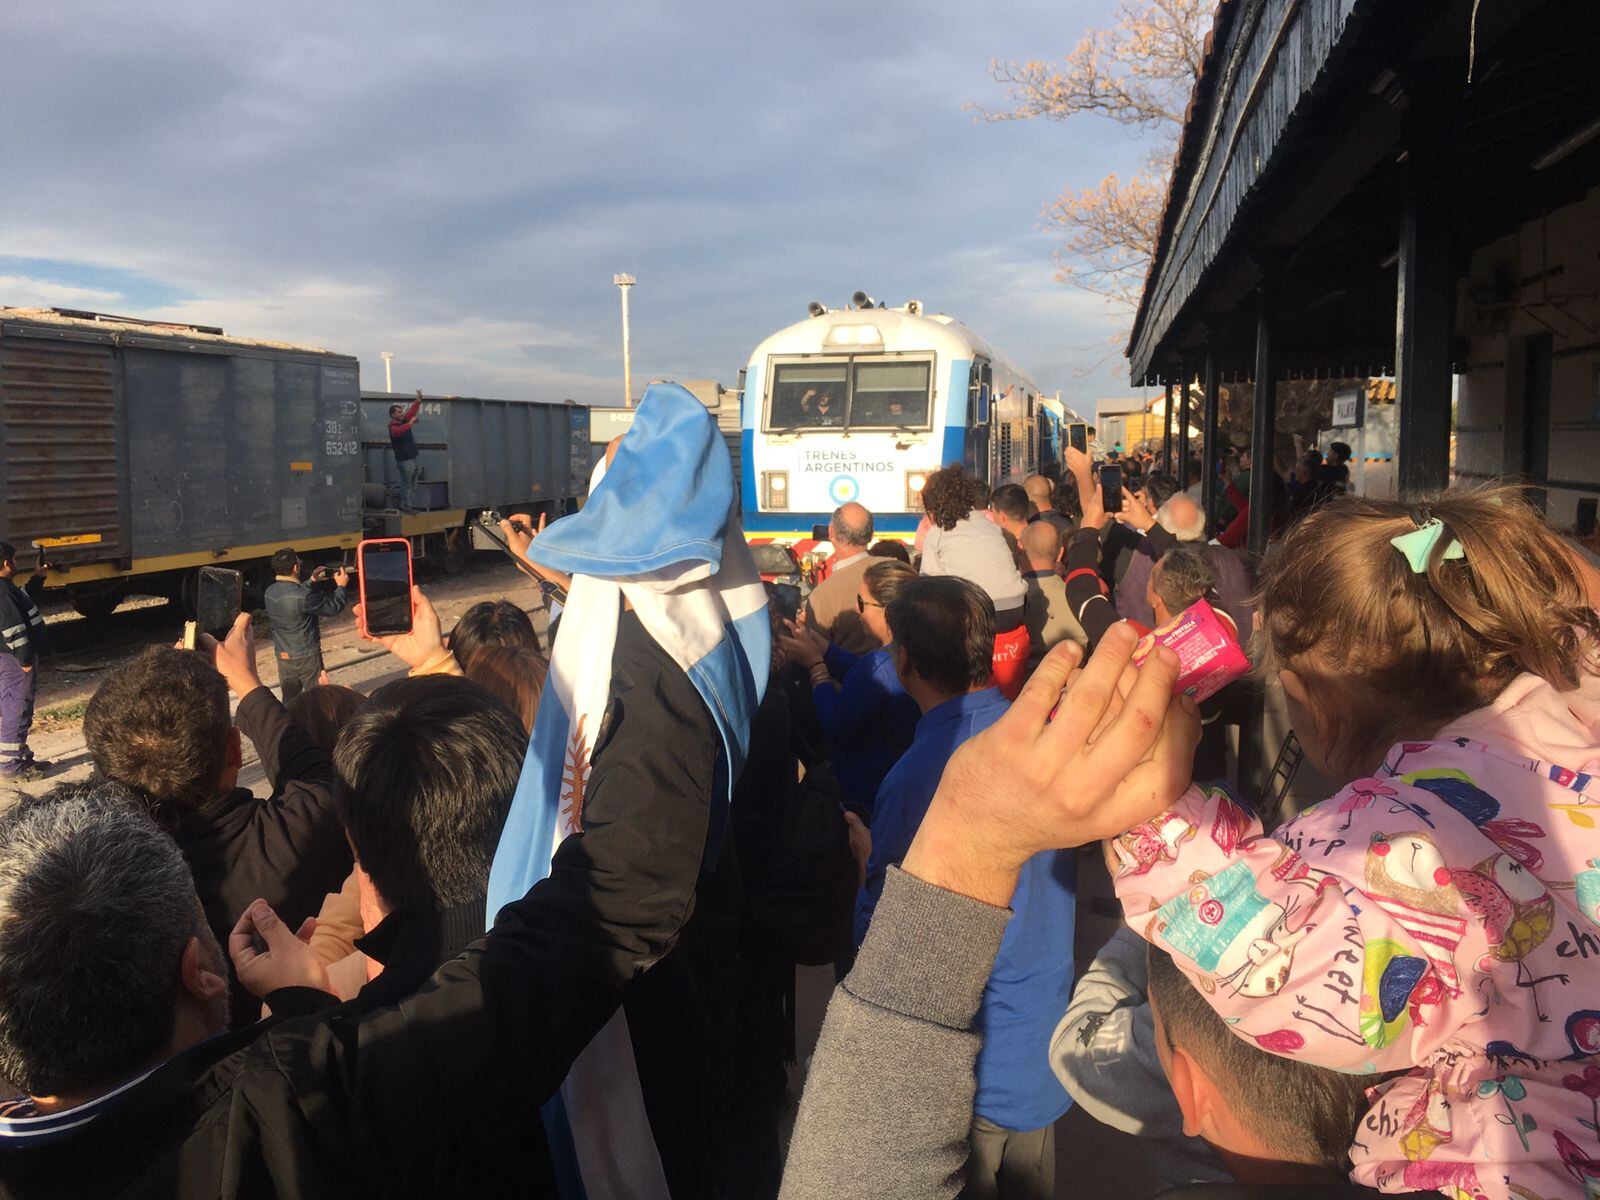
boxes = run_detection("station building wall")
[1455,185,1600,529]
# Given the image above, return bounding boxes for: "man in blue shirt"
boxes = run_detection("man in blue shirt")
[855,575,1076,1200]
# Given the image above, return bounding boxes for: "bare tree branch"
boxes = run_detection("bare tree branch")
[971,0,1212,336]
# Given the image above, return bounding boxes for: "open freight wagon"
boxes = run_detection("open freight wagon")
[0,308,364,617]
[358,390,590,523]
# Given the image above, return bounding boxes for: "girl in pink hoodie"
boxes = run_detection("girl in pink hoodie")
[1112,489,1600,1200]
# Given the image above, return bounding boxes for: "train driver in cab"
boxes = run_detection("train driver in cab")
[803,387,844,428]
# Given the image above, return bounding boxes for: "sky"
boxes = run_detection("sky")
[2,1,1152,418]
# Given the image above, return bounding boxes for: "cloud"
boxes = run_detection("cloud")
[0,275,127,312]
[3,0,1145,407]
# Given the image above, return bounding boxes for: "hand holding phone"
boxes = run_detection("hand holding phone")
[357,583,447,672]
[770,582,801,623]
[1098,465,1124,514]
[185,567,244,650]
[182,611,261,698]
[356,539,414,637]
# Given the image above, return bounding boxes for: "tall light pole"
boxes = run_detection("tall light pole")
[379,351,394,393]
[613,273,635,408]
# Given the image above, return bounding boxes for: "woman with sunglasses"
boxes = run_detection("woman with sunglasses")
[779,559,921,822]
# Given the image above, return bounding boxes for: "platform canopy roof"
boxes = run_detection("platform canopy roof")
[1127,0,1600,385]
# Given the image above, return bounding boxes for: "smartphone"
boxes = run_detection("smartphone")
[811,522,831,543]
[191,567,243,649]
[357,538,414,637]
[1099,464,1123,514]
[1068,423,1088,454]
[1579,497,1598,538]
[771,582,801,623]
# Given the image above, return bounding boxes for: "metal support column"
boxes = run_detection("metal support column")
[1178,371,1192,490]
[1239,279,1277,804]
[1394,100,1456,499]
[1201,339,1221,537]
[1161,382,1174,474]
[1247,286,1278,561]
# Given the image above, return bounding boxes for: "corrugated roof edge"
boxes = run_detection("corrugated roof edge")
[1123,0,1240,362]
[0,307,346,356]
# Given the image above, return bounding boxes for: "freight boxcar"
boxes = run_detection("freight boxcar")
[0,308,363,617]
[359,391,590,520]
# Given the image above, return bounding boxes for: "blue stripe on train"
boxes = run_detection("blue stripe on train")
[741,427,758,512]
[741,511,922,535]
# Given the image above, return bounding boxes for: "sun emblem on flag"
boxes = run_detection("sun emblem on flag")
[561,714,591,835]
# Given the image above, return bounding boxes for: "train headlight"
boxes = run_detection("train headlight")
[906,471,928,509]
[761,470,790,510]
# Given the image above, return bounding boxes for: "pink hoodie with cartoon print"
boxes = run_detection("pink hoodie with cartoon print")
[1114,673,1600,1200]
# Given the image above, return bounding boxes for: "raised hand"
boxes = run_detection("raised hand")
[229,899,329,999]
[355,584,445,669]
[901,626,1198,906]
[197,612,262,699]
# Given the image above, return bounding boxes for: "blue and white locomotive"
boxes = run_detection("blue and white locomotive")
[740,294,1053,545]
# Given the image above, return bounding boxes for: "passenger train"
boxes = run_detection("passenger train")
[739,294,1076,548]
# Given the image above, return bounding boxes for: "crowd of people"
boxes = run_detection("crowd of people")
[3,383,1600,1200]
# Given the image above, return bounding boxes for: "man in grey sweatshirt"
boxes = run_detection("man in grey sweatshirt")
[780,627,1198,1199]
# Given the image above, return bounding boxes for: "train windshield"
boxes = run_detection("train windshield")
[769,363,849,430]
[766,358,932,431]
[849,361,930,428]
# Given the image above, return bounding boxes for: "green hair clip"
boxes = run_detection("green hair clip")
[1390,518,1463,573]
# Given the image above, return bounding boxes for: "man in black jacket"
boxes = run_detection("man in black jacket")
[243,673,521,1022]
[0,607,720,1198]
[263,548,349,702]
[80,617,352,1027]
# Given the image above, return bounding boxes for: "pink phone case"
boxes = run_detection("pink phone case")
[1131,598,1249,702]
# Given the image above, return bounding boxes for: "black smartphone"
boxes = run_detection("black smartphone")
[357,539,414,636]
[812,522,831,543]
[1099,464,1124,514]
[771,582,801,623]
[1068,423,1088,454]
[195,567,243,642]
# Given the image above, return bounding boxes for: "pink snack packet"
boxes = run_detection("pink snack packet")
[1130,598,1249,702]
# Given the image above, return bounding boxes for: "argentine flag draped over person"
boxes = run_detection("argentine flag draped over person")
[486,382,770,1199]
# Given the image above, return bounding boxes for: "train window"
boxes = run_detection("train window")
[848,361,931,429]
[768,362,849,430]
